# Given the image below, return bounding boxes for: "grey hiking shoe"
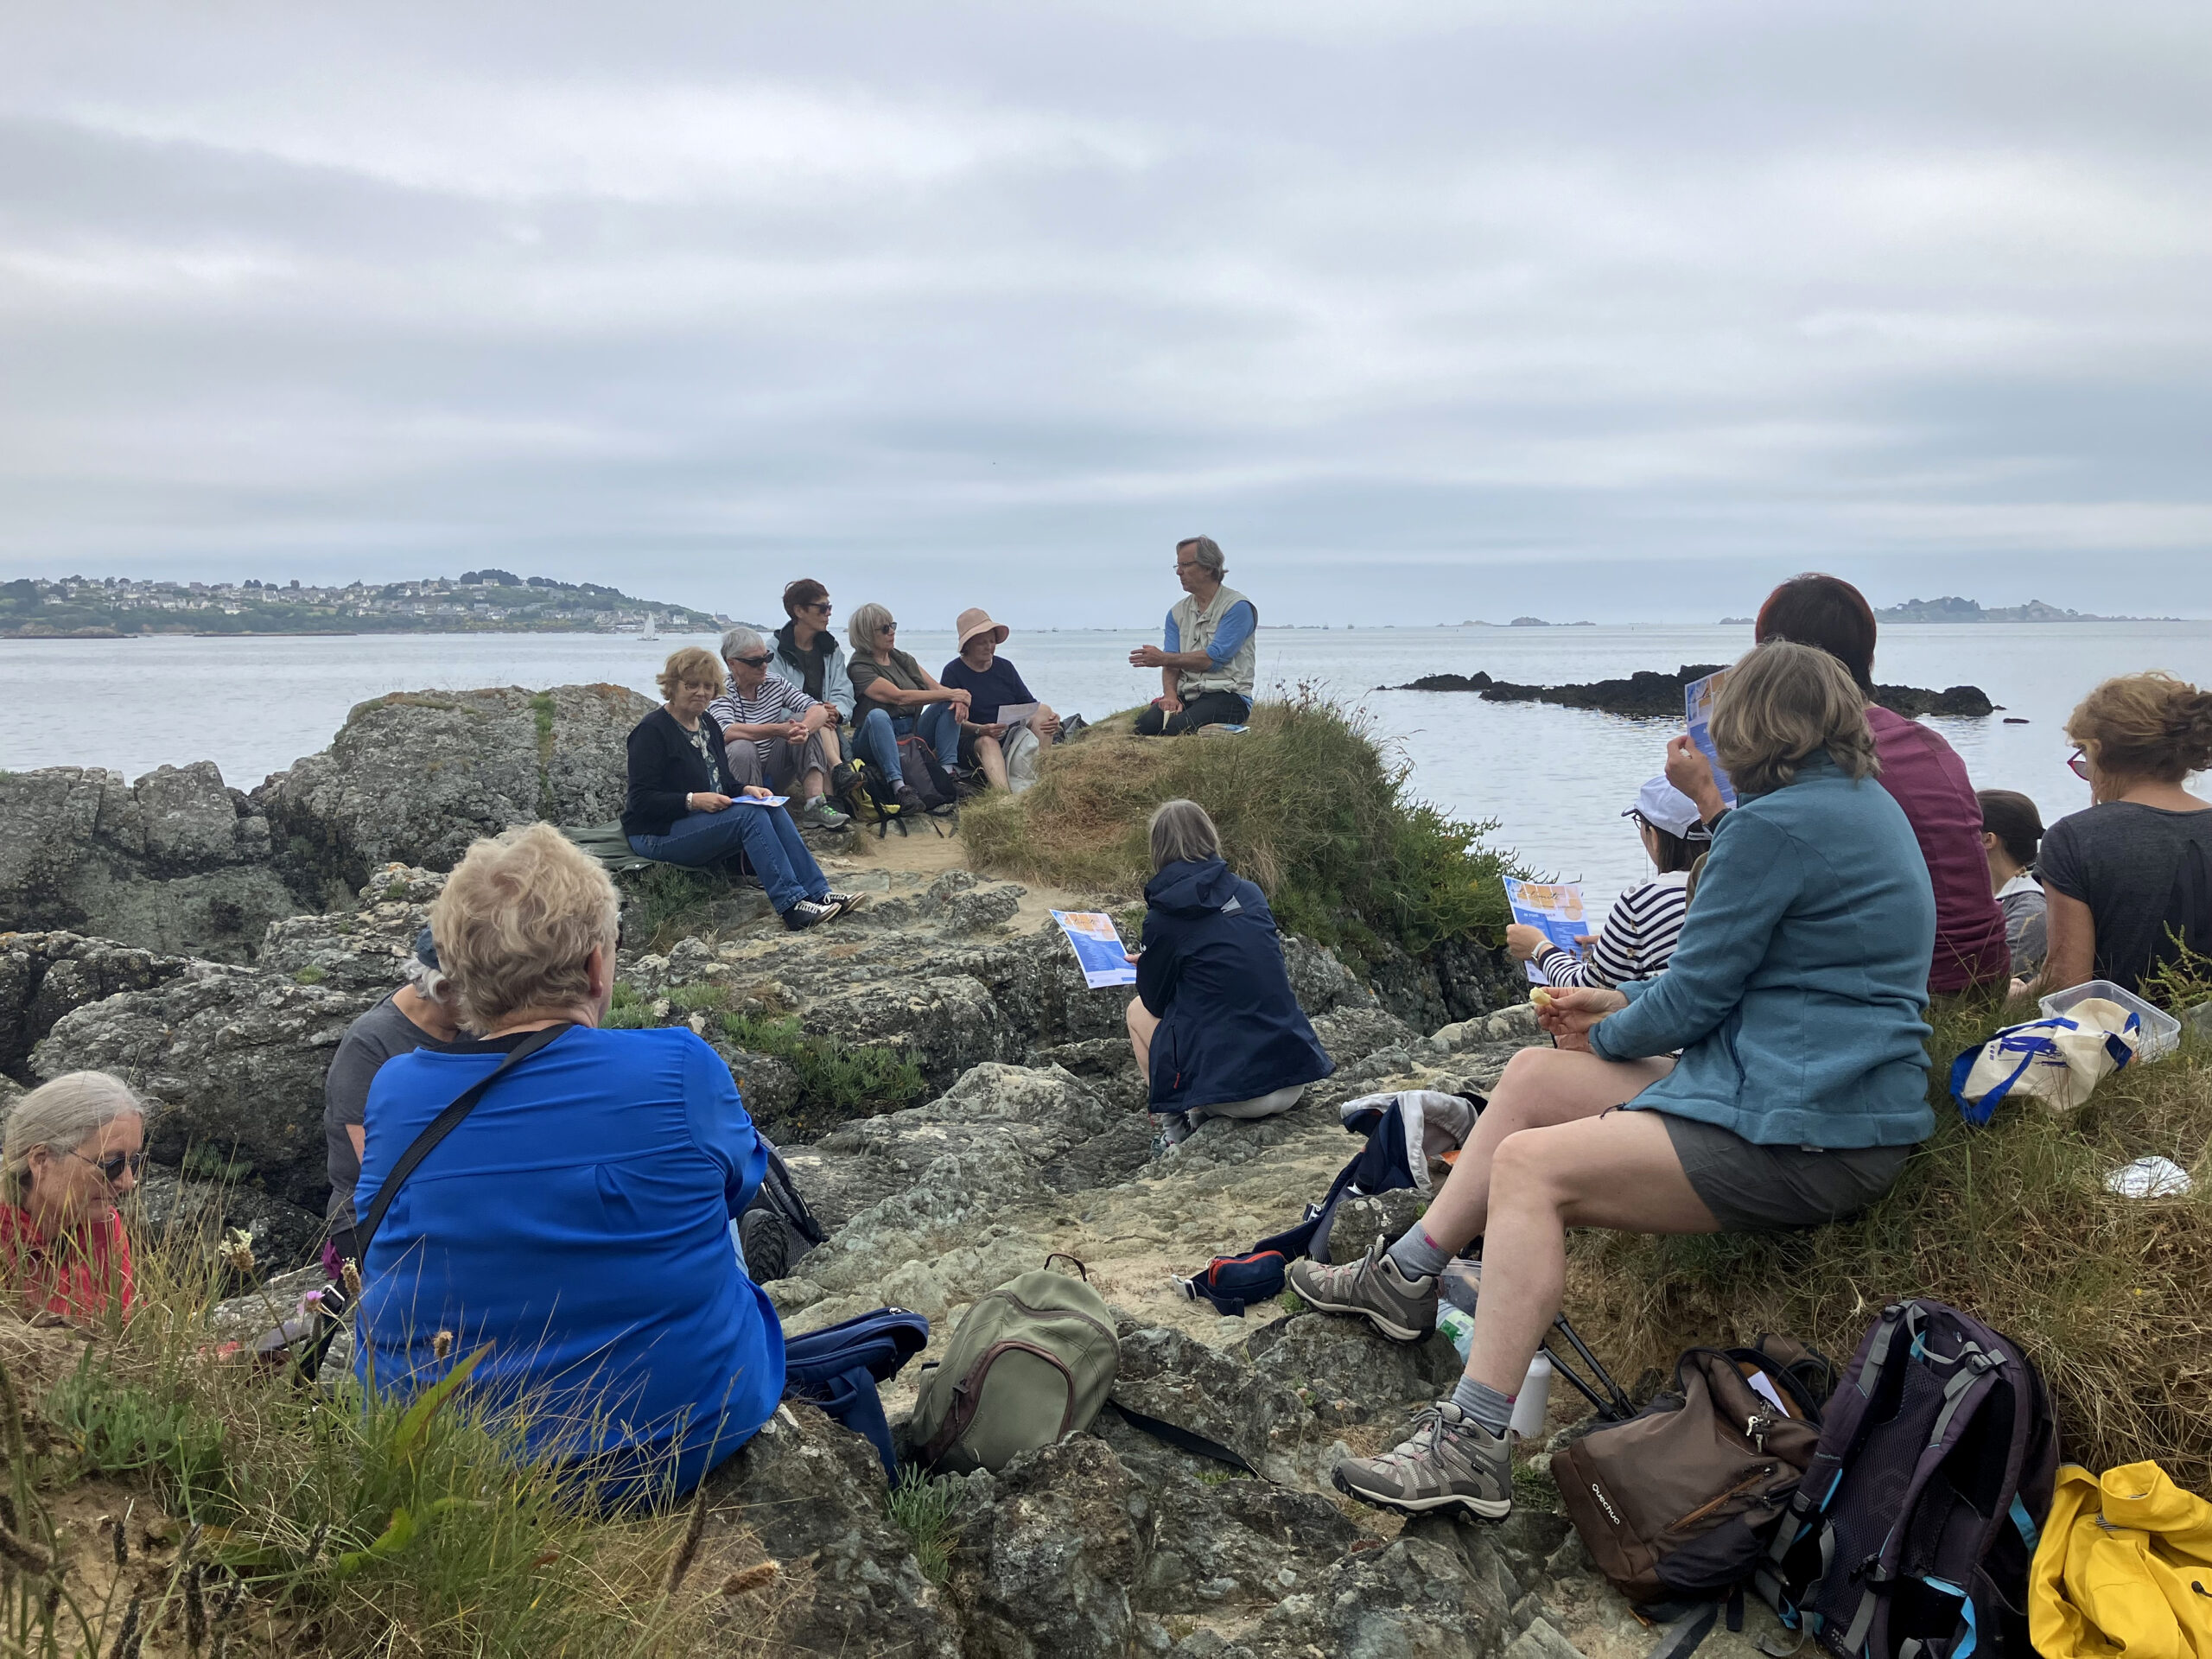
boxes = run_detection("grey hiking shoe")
[1332,1401,1513,1521]
[1285,1240,1438,1343]
[800,796,850,830]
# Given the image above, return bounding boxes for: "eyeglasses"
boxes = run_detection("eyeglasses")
[69,1148,147,1185]
[804,601,832,614]
[730,654,772,669]
[1174,559,1201,571]
[2067,747,2091,780]
[877,623,897,634]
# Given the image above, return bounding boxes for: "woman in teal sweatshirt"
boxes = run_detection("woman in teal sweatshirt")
[1293,641,1936,1525]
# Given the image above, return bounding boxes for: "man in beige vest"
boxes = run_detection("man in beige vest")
[1128,536,1258,736]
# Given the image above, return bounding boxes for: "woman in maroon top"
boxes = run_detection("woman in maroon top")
[1669,575,2011,995]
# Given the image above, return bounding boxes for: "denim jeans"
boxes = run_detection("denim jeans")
[626,804,829,912]
[894,702,963,770]
[850,706,903,786]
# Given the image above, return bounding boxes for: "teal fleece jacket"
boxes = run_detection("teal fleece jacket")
[1591,753,1936,1148]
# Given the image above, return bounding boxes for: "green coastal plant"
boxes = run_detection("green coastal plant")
[961,692,1521,964]
[886,1469,962,1584]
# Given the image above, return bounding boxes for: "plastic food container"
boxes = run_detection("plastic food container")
[2038,980,2181,1065]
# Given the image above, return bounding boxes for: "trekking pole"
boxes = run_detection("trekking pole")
[1544,1313,1637,1421]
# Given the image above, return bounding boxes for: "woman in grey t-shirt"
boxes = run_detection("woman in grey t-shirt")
[2034,672,2212,996]
[323,929,463,1264]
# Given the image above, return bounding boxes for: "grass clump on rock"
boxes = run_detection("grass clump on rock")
[3,1217,734,1657]
[1571,1000,2212,1489]
[961,693,1519,963]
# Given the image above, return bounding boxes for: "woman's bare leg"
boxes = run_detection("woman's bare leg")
[1463,1108,1717,1394]
[1415,1046,1674,1255]
[1125,998,1157,1081]
[977,734,1009,790]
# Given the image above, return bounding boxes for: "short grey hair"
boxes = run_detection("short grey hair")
[848,602,894,655]
[401,953,455,1007]
[1148,798,1223,872]
[2,1071,143,1205]
[1176,537,1224,580]
[719,626,766,663]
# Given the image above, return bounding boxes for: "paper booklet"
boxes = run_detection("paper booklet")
[1684,671,1738,810]
[1503,877,1588,984]
[1052,910,1138,988]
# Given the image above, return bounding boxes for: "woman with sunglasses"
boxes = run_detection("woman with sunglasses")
[847,602,967,812]
[0,1071,144,1319]
[2029,672,2212,996]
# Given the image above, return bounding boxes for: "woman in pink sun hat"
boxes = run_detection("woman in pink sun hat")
[939,607,1062,791]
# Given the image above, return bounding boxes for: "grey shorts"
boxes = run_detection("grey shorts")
[1661,1113,1914,1233]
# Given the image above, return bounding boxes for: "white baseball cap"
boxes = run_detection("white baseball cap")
[1625,776,1709,840]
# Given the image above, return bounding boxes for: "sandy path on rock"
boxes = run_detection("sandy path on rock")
[814,816,1116,931]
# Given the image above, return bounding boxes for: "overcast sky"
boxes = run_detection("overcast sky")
[3,2,2208,626]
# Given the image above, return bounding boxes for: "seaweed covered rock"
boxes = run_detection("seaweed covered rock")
[258,683,652,902]
[0,764,301,961]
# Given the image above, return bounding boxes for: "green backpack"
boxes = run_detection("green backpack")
[908,1265,1121,1474]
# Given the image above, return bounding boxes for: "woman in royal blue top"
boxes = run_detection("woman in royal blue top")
[1291,642,1936,1526]
[355,823,783,1503]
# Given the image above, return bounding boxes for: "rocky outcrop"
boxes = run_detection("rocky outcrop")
[1388,664,1996,720]
[1,931,196,1081]
[28,867,438,1209]
[0,764,302,960]
[257,683,652,902]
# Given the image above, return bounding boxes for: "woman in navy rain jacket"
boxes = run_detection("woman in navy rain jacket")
[1126,800,1334,1151]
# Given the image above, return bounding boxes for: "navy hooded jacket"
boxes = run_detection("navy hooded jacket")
[1136,857,1335,1110]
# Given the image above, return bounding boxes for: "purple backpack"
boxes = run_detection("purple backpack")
[1759,1300,2058,1659]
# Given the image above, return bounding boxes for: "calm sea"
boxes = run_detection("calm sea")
[8,623,2209,918]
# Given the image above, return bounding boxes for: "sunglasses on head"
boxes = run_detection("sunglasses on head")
[2068,747,2090,780]
[70,1148,147,1184]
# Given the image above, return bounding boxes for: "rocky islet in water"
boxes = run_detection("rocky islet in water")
[1386,662,1997,718]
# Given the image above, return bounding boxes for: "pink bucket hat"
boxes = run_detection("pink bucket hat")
[956,607,1010,650]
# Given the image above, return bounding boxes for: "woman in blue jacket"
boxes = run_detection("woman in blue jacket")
[1290,641,1936,1525]
[1125,800,1334,1154]
[356,823,784,1505]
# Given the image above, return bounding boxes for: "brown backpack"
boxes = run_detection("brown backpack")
[1554,1338,1834,1608]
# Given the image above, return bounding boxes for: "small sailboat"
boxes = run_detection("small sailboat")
[642,612,660,640]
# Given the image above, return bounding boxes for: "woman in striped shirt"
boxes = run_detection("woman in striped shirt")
[1510,777,1707,987]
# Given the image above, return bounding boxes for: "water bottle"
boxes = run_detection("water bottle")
[1436,1304,1475,1362]
[1510,1352,1554,1439]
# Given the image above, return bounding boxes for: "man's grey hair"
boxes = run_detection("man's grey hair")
[1148,798,1223,872]
[1,1071,143,1205]
[847,602,895,655]
[1176,536,1225,580]
[401,953,455,1007]
[720,626,766,662]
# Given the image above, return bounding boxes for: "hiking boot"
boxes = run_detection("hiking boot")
[1286,1240,1439,1343]
[1149,1112,1193,1159]
[736,1206,791,1283]
[782,898,838,931]
[893,782,929,816]
[828,760,860,798]
[800,797,850,830]
[1332,1402,1513,1522]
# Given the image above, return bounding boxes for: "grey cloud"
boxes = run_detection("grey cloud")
[1,0,2208,623]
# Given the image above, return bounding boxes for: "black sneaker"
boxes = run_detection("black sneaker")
[782,898,837,931]
[823,891,868,919]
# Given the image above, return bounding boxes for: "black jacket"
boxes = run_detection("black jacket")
[622,707,753,839]
[1136,857,1335,1110]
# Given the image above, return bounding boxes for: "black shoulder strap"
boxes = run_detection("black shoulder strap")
[1105,1398,1265,1480]
[355,1022,572,1259]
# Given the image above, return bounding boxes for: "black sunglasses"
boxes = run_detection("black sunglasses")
[804,601,832,613]
[71,1148,148,1184]
[730,653,772,668]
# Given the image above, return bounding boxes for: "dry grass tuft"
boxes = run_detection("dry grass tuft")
[963,692,1519,961]
[1569,1001,2212,1488]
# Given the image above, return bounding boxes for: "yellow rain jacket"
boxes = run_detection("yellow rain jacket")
[2031,1461,2212,1659]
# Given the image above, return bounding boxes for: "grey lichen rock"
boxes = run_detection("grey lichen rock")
[1,931,196,1079]
[133,1170,328,1281]
[946,1436,1147,1658]
[259,683,653,900]
[0,764,300,961]
[699,1402,960,1659]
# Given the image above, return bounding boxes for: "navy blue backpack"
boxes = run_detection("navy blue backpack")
[781,1307,931,1481]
